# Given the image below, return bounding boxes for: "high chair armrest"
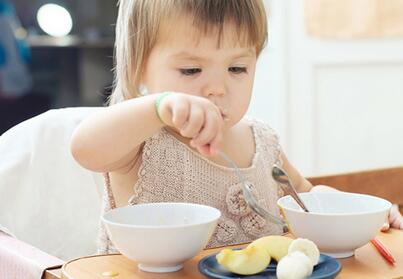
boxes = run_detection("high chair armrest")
[0,231,64,279]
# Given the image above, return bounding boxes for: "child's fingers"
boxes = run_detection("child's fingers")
[391,218,401,229]
[390,208,398,221]
[195,131,222,157]
[180,105,204,138]
[389,206,403,229]
[196,144,212,156]
[381,205,403,230]
[381,209,393,231]
[208,131,223,156]
[171,100,190,128]
[191,109,220,147]
[381,222,390,232]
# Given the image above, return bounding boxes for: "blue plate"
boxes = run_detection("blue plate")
[198,253,341,279]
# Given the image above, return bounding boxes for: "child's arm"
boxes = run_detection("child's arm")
[71,94,164,173]
[280,152,313,193]
[71,93,224,173]
[280,152,340,193]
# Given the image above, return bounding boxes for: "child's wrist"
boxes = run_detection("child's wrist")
[155,92,173,123]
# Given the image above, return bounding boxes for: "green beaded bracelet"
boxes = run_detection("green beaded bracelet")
[155,92,173,122]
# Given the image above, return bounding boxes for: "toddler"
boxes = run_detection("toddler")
[71,0,402,254]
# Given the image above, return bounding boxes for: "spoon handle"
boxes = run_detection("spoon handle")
[287,188,309,213]
[218,150,287,228]
[272,165,310,212]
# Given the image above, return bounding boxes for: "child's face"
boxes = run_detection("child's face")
[142,17,257,128]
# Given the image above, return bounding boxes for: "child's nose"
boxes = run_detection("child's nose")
[202,77,227,97]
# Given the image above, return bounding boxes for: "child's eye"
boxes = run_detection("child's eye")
[229,67,247,74]
[179,68,202,76]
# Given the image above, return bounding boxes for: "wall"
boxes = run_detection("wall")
[250,0,403,176]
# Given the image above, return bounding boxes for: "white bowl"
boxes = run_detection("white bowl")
[101,202,220,273]
[277,192,391,258]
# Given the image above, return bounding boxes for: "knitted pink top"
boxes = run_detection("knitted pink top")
[98,118,285,254]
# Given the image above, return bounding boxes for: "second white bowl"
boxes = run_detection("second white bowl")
[277,192,391,258]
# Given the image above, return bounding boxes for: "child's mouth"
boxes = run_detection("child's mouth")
[219,108,230,121]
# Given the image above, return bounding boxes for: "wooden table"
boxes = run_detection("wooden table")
[45,229,403,279]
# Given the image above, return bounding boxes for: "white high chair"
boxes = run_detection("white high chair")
[0,107,104,277]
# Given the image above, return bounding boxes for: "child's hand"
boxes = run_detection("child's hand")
[157,92,224,156]
[381,205,403,231]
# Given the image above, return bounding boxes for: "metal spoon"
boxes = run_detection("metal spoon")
[217,150,287,229]
[272,165,310,212]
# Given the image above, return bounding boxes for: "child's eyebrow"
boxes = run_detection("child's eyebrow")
[170,49,255,62]
[170,52,206,62]
[230,49,256,60]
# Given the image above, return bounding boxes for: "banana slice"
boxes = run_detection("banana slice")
[216,245,271,275]
[277,251,313,279]
[288,238,320,266]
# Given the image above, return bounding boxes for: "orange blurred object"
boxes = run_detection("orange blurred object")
[370,238,396,265]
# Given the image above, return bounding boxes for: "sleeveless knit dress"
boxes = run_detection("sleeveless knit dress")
[98,118,285,254]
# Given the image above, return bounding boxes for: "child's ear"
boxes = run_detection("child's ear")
[138,67,148,95]
[138,84,149,96]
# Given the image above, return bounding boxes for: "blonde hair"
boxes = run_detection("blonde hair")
[110,0,267,105]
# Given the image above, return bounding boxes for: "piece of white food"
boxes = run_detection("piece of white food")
[276,251,314,279]
[288,238,320,266]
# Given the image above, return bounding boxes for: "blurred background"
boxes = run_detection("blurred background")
[1,0,403,176]
[0,0,116,133]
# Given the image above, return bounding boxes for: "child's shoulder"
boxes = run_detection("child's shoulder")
[242,116,279,138]
[239,116,282,162]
